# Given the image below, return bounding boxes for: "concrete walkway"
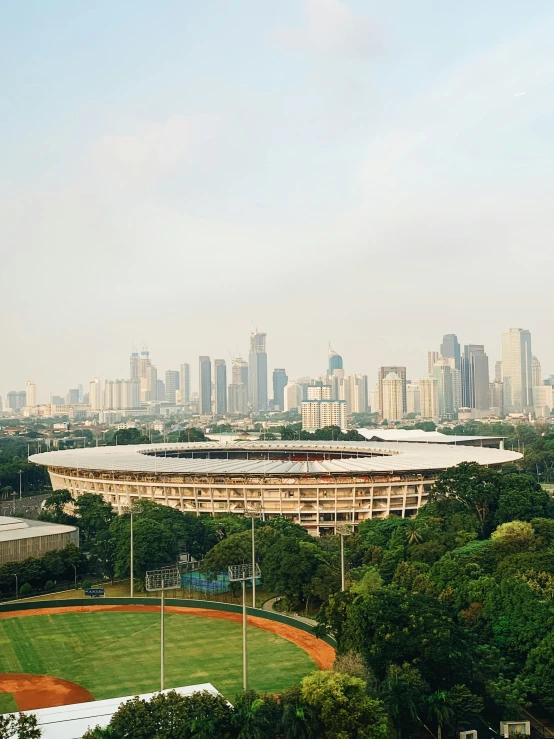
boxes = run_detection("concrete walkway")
[262,596,318,627]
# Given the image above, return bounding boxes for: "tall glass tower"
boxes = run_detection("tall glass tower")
[328,344,343,375]
[248,330,268,412]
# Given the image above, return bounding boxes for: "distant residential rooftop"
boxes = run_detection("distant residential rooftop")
[357,429,505,446]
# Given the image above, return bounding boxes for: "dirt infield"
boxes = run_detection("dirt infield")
[0,674,94,711]
[0,604,335,671]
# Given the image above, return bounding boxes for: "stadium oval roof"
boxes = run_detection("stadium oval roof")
[29,439,522,476]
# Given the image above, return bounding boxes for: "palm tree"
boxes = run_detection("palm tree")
[405,521,423,545]
[382,664,424,739]
[426,690,454,739]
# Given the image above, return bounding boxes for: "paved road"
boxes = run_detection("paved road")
[262,596,318,626]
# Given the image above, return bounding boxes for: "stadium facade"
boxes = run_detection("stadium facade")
[29,438,521,536]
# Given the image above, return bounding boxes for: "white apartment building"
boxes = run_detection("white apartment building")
[533,385,553,418]
[370,385,380,414]
[306,385,332,400]
[419,376,439,419]
[25,381,36,408]
[302,399,346,431]
[89,378,102,411]
[381,373,404,421]
[406,382,421,416]
[343,374,368,414]
[284,382,303,412]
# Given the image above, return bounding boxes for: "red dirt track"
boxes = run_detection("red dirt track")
[0,604,335,709]
[0,673,94,711]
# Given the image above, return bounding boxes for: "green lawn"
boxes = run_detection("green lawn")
[0,612,316,700]
[0,692,17,714]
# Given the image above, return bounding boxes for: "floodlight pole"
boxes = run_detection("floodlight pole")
[161,578,165,691]
[251,516,256,607]
[338,524,353,592]
[130,510,134,598]
[242,579,247,691]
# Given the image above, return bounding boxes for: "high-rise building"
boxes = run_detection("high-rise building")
[533,385,553,418]
[199,356,212,414]
[89,378,102,411]
[145,366,158,402]
[378,366,406,415]
[272,369,288,411]
[343,374,368,415]
[502,329,533,412]
[427,351,440,375]
[180,363,191,404]
[307,385,332,400]
[532,356,542,388]
[50,395,65,406]
[66,389,80,405]
[328,345,343,376]
[248,330,268,412]
[130,352,140,380]
[122,379,140,409]
[406,382,421,416]
[490,381,504,415]
[26,381,36,407]
[461,345,490,411]
[214,359,227,415]
[433,360,454,418]
[301,399,346,431]
[495,361,503,383]
[381,372,404,421]
[165,370,180,404]
[157,379,165,402]
[440,334,461,370]
[139,350,151,378]
[284,382,303,412]
[232,358,249,387]
[419,376,439,419]
[228,383,248,414]
[7,391,18,410]
[369,386,380,414]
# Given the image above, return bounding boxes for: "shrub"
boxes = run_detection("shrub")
[44,580,55,591]
[19,583,33,597]
[82,579,93,590]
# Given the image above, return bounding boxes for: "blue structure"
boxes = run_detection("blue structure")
[328,344,343,375]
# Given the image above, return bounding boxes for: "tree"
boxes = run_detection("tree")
[0,713,41,738]
[82,690,235,739]
[491,520,534,545]
[74,493,115,544]
[178,427,208,442]
[114,518,179,580]
[91,531,117,583]
[38,489,76,525]
[279,685,319,739]
[496,474,554,524]
[232,690,281,738]
[301,671,388,739]
[430,463,502,536]
[109,428,149,445]
[381,663,426,739]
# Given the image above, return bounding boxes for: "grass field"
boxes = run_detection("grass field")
[0,693,17,713]
[0,611,316,701]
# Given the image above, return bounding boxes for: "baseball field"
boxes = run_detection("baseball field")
[0,605,334,711]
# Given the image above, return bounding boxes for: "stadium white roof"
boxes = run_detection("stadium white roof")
[357,429,505,445]
[0,516,77,542]
[29,439,521,476]
[13,683,220,739]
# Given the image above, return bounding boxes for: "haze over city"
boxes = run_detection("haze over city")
[2,0,554,393]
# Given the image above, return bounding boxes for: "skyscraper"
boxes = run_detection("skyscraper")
[461,345,490,410]
[130,352,140,380]
[232,357,249,388]
[248,330,268,412]
[419,376,439,419]
[284,382,303,412]
[328,345,343,376]
[495,361,503,382]
[532,356,542,388]
[381,372,404,421]
[406,382,421,416]
[89,378,102,411]
[26,381,36,407]
[343,374,368,414]
[502,329,533,412]
[66,389,80,405]
[214,359,227,415]
[433,361,454,418]
[180,363,191,404]
[145,365,158,402]
[228,383,248,414]
[378,366,407,415]
[199,356,212,414]
[165,370,180,404]
[139,350,151,378]
[272,368,288,411]
[440,334,461,370]
[427,351,440,374]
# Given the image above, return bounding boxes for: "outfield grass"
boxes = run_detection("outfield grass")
[0,692,17,714]
[0,612,316,700]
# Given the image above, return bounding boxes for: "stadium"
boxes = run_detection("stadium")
[30,435,521,535]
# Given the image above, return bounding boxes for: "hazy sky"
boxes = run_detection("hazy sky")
[2,0,554,402]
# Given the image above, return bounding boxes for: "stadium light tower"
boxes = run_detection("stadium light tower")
[244,507,263,607]
[228,562,261,691]
[146,566,181,691]
[337,523,353,591]
[121,504,135,597]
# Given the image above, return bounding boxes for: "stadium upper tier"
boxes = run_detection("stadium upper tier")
[30,440,522,535]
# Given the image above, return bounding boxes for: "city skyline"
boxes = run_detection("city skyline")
[2,2,554,399]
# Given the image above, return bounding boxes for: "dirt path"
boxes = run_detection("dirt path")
[0,604,336,672]
[0,674,94,711]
